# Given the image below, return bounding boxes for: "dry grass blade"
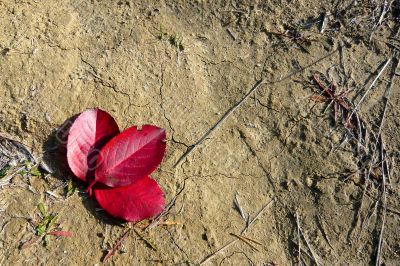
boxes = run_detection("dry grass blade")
[133,228,157,251]
[347,58,391,124]
[320,12,329,33]
[230,233,260,251]
[296,212,321,266]
[174,79,266,168]
[199,199,274,265]
[375,138,388,266]
[233,193,246,220]
[233,233,262,246]
[296,212,301,265]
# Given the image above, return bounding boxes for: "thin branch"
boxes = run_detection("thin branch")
[174,47,341,167]
[174,79,266,168]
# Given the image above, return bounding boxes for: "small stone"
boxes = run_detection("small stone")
[305,176,313,187]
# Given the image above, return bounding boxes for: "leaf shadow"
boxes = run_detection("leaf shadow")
[41,115,125,226]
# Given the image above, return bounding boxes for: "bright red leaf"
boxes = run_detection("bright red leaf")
[67,108,119,182]
[66,109,167,224]
[47,230,73,237]
[94,125,166,187]
[94,176,165,222]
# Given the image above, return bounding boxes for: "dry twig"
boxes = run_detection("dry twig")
[174,47,342,167]
[296,212,321,266]
[375,138,388,266]
[199,199,274,265]
[103,229,131,262]
[346,58,391,124]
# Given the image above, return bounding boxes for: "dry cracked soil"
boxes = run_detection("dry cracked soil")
[0,0,400,265]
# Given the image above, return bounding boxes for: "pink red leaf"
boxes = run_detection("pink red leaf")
[67,108,119,182]
[47,231,73,237]
[95,125,166,187]
[94,176,165,222]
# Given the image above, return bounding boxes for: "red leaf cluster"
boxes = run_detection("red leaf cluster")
[66,108,166,222]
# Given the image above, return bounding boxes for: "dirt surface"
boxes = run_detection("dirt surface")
[1,0,400,265]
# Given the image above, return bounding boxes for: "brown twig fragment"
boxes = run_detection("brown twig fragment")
[230,233,261,251]
[103,229,131,262]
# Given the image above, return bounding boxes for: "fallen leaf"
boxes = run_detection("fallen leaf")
[94,125,166,187]
[65,109,167,224]
[94,176,165,222]
[67,108,119,182]
[47,230,73,237]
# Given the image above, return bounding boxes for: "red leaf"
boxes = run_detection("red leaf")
[67,108,119,182]
[94,176,165,222]
[94,125,166,187]
[47,230,73,237]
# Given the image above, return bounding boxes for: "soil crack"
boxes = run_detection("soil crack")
[158,65,189,148]
[238,129,276,192]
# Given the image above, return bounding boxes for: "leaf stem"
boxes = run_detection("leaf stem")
[86,180,96,197]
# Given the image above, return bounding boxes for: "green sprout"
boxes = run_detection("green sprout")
[158,24,166,40]
[18,161,42,177]
[29,166,42,177]
[34,203,71,247]
[156,25,184,51]
[0,165,10,179]
[66,179,77,197]
[169,34,184,51]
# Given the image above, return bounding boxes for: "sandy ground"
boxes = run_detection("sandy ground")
[0,0,400,265]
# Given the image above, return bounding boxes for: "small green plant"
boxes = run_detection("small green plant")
[36,203,58,245]
[36,202,69,246]
[29,166,42,176]
[18,161,42,177]
[20,202,73,249]
[169,34,184,51]
[158,25,166,40]
[0,165,10,178]
[65,179,77,197]
[156,24,184,51]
